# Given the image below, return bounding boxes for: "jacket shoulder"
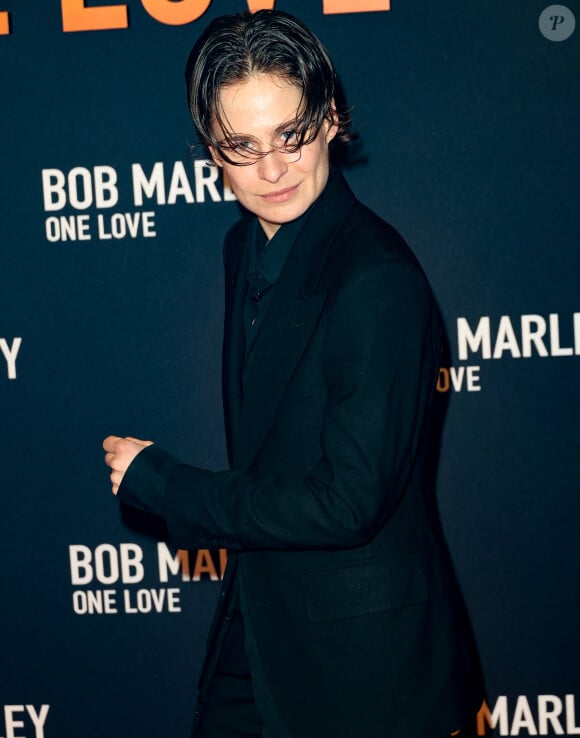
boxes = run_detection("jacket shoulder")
[347,201,418,265]
[323,199,427,293]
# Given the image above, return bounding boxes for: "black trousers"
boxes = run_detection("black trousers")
[191,602,264,738]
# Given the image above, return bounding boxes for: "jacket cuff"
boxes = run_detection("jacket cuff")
[117,444,179,517]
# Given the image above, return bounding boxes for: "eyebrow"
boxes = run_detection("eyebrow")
[273,117,302,135]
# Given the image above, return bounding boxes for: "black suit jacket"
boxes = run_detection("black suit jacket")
[119,169,483,737]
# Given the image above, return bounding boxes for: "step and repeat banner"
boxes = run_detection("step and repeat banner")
[1,1,579,736]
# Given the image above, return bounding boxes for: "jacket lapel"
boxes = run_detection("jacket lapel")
[236,170,357,467]
[222,219,251,465]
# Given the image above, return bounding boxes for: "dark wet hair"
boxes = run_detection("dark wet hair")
[184,9,353,164]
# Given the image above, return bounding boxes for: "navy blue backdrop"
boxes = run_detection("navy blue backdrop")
[1,1,579,736]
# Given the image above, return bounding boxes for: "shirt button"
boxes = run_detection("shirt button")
[224,615,231,624]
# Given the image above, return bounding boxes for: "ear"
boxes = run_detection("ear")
[208,145,223,167]
[324,100,339,145]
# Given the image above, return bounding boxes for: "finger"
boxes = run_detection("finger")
[110,469,124,488]
[104,452,115,468]
[110,469,122,483]
[103,435,122,452]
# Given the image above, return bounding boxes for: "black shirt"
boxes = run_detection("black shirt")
[242,209,312,388]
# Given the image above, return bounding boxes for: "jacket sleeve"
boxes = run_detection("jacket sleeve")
[118,259,441,551]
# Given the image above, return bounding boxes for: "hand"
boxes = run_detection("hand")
[103,435,154,495]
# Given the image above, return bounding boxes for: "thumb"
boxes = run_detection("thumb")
[125,437,154,448]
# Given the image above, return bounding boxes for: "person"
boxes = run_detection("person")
[103,10,483,738]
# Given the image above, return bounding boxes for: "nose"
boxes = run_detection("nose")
[256,148,288,183]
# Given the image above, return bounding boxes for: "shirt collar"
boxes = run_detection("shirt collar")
[247,166,340,288]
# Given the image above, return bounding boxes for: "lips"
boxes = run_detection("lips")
[260,184,299,203]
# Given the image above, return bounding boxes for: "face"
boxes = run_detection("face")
[209,73,337,239]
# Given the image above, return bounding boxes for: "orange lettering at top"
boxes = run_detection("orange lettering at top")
[323,0,391,13]
[141,0,211,26]
[61,0,128,32]
[0,11,9,34]
[245,0,276,11]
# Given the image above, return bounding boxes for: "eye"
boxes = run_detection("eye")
[279,130,299,148]
[220,137,264,164]
[232,139,260,153]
